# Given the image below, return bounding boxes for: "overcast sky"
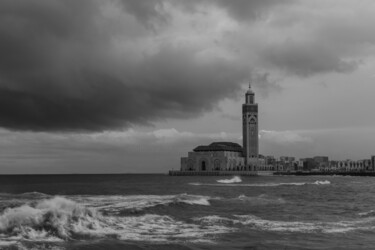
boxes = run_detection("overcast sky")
[1,0,375,173]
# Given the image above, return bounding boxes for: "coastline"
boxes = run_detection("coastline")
[274,171,375,177]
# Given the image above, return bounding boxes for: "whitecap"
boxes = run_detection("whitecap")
[217,176,242,184]
[0,196,228,244]
[74,193,212,213]
[313,180,331,185]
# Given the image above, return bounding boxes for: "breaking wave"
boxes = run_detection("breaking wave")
[0,196,231,245]
[217,176,242,184]
[195,214,375,234]
[75,193,212,214]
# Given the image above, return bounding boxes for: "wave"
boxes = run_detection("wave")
[235,194,286,205]
[358,210,375,217]
[217,176,242,184]
[0,191,50,198]
[189,180,331,187]
[195,214,375,234]
[0,196,230,244]
[74,193,212,214]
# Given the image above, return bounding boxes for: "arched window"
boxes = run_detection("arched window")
[201,161,206,171]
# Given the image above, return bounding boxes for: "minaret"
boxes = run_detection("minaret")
[242,83,259,171]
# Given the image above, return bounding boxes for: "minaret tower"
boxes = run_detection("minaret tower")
[242,83,259,171]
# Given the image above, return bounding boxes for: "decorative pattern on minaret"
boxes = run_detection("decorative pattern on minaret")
[242,83,259,171]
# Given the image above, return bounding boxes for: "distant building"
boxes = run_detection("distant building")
[314,156,329,170]
[300,158,316,171]
[313,156,329,163]
[180,84,259,173]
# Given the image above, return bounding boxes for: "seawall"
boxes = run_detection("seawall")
[274,171,375,176]
[169,171,257,176]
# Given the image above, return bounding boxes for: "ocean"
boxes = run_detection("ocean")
[0,174,374,249]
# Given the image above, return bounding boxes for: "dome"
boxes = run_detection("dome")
[193,142,243,153]
[246,82,254,94]
[246,88,254,94]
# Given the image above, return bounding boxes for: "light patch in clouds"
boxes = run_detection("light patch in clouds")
[260,130,313,144]
[89,128,239,145]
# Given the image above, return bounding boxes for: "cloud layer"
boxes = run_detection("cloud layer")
[0,0,374,131]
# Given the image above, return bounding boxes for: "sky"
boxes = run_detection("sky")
[1,0,375,173]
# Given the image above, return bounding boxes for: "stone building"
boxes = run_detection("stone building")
[180,85,259,172]
[180,142,245,171]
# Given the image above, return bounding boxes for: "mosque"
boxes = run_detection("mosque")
[177,84,261,175]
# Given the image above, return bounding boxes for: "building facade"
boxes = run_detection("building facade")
[180,142,245,171]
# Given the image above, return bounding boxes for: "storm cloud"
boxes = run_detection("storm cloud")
[0,0,252,131]
[0,0,374,131]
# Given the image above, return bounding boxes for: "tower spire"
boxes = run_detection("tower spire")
[249,81,251,89]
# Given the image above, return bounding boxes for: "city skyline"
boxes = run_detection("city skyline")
[1,0,375,173]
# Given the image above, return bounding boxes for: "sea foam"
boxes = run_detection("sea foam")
[313,180,331,185]
[195,214,375,234]
[75,193,212,214]
[217,176,242,184]
[0,196,228,244]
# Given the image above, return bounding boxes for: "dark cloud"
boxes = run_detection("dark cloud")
[0,0,249,131]
[1,0,370,132]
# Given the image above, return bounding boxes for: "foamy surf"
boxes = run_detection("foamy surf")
[217,176,242,184]
[0,196,230,245]
[75,193,212,214]
[195,214,375,234]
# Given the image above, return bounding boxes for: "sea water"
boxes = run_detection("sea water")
[0,174,374,249]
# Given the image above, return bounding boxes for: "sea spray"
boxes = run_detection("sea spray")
[0,196,99,240]
[217,176,242,184]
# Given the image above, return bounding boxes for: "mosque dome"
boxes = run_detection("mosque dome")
[246,88,254,94]
[193,142,243,153]
[246,83,254,94]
